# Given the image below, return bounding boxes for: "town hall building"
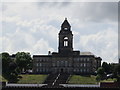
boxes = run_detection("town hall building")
[33,18,102,74]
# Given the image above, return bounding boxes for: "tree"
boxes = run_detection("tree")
[15,52,32,73]
[1,52,12,78]
[96,74,102,82]
[114,64,120,82]
[102,62,111,74]
[117,64,120,75]
[97,67,105,75]
[1,52,18,82]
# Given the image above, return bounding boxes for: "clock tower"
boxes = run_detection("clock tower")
[58,18,73,54]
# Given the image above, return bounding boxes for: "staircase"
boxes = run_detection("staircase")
[43,73,70,87]
[54,73,70,85]
[43,73,58,85]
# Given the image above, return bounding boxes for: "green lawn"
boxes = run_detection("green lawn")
[17,74,48,84]
[100,78,117,82]
[1,74,116,84]
[0,75,8,82]
[68,75,98,84]
[68,75,116,84]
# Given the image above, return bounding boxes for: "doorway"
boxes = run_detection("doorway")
[60,68,63,73]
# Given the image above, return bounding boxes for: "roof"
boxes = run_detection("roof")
[61,18,71,27]
[80,52,94,56]
[33,55,51,57]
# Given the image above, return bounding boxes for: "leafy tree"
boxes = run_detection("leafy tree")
[15,52,32,73]
[117,64,120,75]
[1,52,18,82]
[102,62,111,74]
[97,67,105,75]
[96,74,102,82]
[1,52,12,78]
[114,64,120,82]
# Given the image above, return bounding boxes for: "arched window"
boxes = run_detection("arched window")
[64,37,68,47]
[64,37,68,39]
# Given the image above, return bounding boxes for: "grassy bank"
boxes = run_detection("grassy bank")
[0,75,8,82]
[17,74,48,84]
[1,74,116,84]
[68,75,98,84]
[68,75,116,84]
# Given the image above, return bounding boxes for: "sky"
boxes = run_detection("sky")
[0,1,119,63]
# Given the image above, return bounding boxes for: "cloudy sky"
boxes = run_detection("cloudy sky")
[0,1,119,63]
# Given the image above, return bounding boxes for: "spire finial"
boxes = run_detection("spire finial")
[65,17,67,20]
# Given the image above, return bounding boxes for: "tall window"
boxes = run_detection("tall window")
[84,63,86,67]
[37,68,38,72]
[36,63,39,66]
[57,61,59,67]
[40,63,42,67]
[64,41,68,46]
[61,61,64,66]
[64,37,68,47]
[65,61,68,67]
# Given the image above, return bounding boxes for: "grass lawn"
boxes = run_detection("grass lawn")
[17,74,48,84]
[0,75,8,82]
[68,75,98,84]
[100,78,117,82]
[68,75,116,84]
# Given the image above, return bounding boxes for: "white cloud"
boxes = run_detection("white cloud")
[1,2,118,63]
[78,28,118,63]
[1,0,119,2]
[32,39,54,55]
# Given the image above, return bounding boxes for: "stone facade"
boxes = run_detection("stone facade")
[33,18,102,74]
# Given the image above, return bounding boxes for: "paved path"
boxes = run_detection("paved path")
[6,82,47,87]
[60,84,100,87]
[52,73,60,86]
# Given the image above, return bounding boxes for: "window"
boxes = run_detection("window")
[81,63,83,67]
[81,58,83,61]
[87,63,90,67]
[80,69,83,72]
[64,37,68,47]
[64,41,68,46]
[87,69,89,72]
[52,63,55,67]
[43,68,45,72]
[87,58,89,61]
[84,58,86,62]
[61,61,64,66]
[36,63,39,66]
[84,69,86,72]
[37,68,38,72]
[69,63,71,67]
[40,63,42,67]
[64,37,68,39]
[64,27,68,30]
[57,61,59,67]
[84,63,86,67]
[65,61,68,67]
